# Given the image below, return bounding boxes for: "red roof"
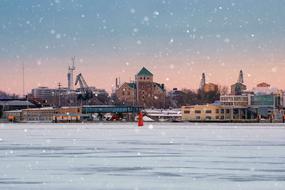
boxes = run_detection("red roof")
[257,82,270,87]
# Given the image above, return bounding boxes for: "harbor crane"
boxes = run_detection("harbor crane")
[75,73,93,101]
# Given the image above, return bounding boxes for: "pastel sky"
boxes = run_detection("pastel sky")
[0,0,285,95]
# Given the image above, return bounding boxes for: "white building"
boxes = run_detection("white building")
[31,87,55,100]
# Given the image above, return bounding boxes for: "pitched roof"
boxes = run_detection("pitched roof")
[128,83,137,89]
[257,82,270,88]
[137,67,153,76]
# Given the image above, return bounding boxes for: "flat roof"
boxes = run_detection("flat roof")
[0,100,35,106]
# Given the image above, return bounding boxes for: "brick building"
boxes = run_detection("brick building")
[115,67,166,108]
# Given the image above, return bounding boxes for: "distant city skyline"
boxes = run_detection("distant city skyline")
[0,0,285,95]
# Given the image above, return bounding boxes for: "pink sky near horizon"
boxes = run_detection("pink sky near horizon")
[0,53,284,96]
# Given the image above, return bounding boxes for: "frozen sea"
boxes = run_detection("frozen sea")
[0,123,285,190]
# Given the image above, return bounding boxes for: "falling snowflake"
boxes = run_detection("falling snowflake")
[224,38,230,43]
[153,11,159,16]
[56,34,61,39]
[130,8,136,14]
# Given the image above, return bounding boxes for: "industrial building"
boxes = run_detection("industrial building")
[31,87,55,100]
[21,107,56,122]
[0,99,36,118]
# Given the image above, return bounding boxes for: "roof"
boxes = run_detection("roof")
[0,100,35,106]
[137,67,153,76]
[257,82,270,88]
[154,83,165,91]
[231,82,247,87]
[128,83,137,89]
[23,107,54,111]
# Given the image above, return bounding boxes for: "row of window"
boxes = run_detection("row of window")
[195,116,226,120]
[184,109,230,114]
[139,77,150,80]
[122,91,131,96]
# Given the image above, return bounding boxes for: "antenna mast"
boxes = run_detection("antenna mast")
[22,62,25,98]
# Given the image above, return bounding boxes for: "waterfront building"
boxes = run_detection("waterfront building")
[0,99,35,118]
[115,67,166,108]
[3,110,22,122]
[21,107,56,122]
[53,107,82,122]
[181,104,232,121]
[220,95,251,107]
[219,94,259,121]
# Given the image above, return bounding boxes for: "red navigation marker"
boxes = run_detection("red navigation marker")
[138,112,144,127]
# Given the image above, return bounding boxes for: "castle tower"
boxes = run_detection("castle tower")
[135,67,153,82]
[135,67,154,107]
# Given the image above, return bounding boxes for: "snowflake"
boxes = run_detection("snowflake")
[130,8,136,14]
[50,29,56,34]
[143,16,149,22]
[153,11,159,16]
[224,38,230,43]
[56,34,61,39]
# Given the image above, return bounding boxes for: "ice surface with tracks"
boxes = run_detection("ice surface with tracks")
[0,123,285,190]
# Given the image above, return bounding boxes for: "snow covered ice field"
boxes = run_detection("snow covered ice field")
[0,123,285,190]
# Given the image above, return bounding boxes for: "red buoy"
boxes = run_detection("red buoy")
[138,112,144,127]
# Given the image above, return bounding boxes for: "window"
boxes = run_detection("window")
[221,116,225,119]
[216,109,219,114]
[226,109,230,114]
[184,110,190,114]
[205,116,212,120]
[221,109,224,114]
[196,116,200,120]
[205,110,212,114]
[216,116,219,119]
[195,110,201,114]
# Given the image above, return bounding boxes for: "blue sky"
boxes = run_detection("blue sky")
[0,0,285,94]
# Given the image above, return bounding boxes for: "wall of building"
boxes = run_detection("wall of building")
[115,83,136,105]
[220,95,250,107]
[182,105,232,121]
[22,108,56,122]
